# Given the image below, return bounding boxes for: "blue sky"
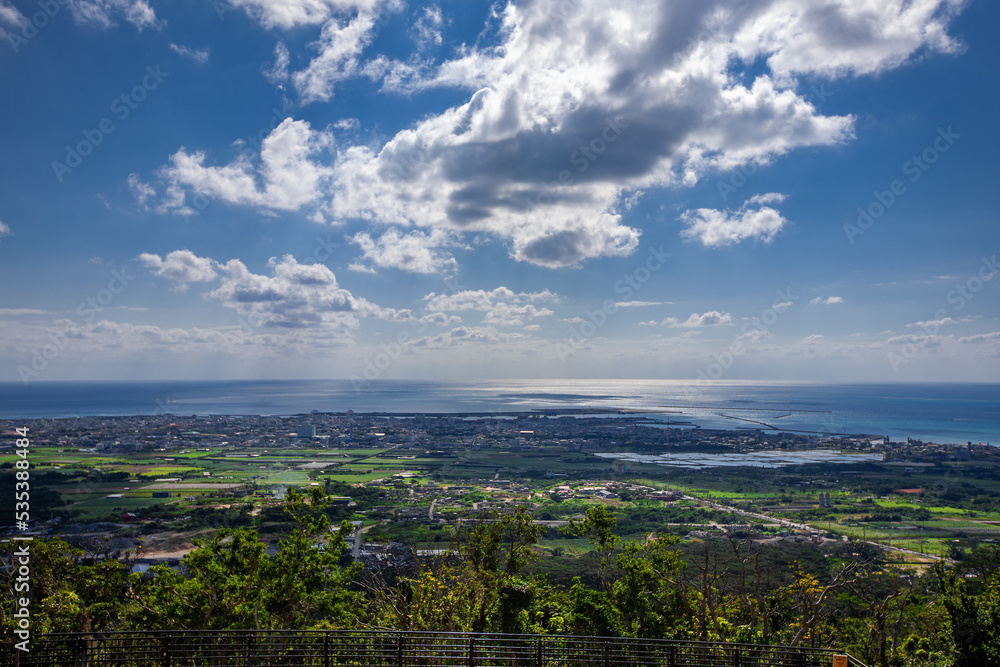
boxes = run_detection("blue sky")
[0,0,997,383]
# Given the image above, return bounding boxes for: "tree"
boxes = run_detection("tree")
[126,487,360,630]
[612,534,691,639]
[785,560,860,647]
[937,563,1000,666]
[265,486,361,628]
[563,505,620,593]
[367,507,545,633]
[845,569,915,667]
[1,538,127,637]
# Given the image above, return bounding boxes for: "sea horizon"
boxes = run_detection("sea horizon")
[1,379,997,446]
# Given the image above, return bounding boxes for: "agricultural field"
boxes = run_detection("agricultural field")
[4,422,1000,571]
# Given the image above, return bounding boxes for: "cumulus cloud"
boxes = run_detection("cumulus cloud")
[157,119,334,215]
[68,0,160,30]
[137,250,219,292]
[421,286,557,328]
[138,250,404,334]
[661,311,734,328]
[412,325,528,348]
[737,329,772,343]
[146,0,964,270]
[207,254,397,330]
[0,220,11,236]
[418,311,462,327]
[482,303,553,327]
[958,332,1000,344]
[169,43,209,63]
[227,0,391,29]
[736,0,965,82]
[907,316,978,329]
[809,296,845,305]
[887,333,943,347]
[424,287,558,312]
[680,193,789,247]
[350,227,461,274]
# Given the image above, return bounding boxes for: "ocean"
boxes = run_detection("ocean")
[0,379,997,446]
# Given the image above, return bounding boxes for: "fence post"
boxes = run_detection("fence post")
[162,634,171,667]
[732,645,740,667]
[468,636,475,667]
[536,637,543,667]
[77,636,87,666]
[667,644,676,667]
[324,633,330,667]
[604,640,610,667]
[397,633,404,667]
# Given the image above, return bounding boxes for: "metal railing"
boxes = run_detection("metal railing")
[1,630,867,667]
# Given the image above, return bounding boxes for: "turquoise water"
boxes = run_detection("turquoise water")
[0,379,996,445]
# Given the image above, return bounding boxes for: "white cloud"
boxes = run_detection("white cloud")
[424,287,558,313]
[801,334,825,344]
[0,220,10,235]
[208,254,396,330]
[265,42,291,85]
[482,303,553,327]
[958,332,1000,344]
[615,300,669,308]
[887,333,943,347]
[0,2,26,42]
[419,286,558,328]
[127,173,156,207]
[907,316,978,329]
[737,329,772,343]
[418,311,462,327]
[226,0,391,29]
[292,6,395,103]
[68,0,160,30]
[680,193,789,247]
[350,227,460,274]
[662,311,734,328]
[146,0,964,270]
[137,250,219,292]
[157,119,333,214]
[169,43,209,64]
[0,308,47,316]
[809,296,845,305]
[736,0,966,82]
[410,4,443,50]
[412,325,529,348]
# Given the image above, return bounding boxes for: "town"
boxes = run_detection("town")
[3,410,998,567]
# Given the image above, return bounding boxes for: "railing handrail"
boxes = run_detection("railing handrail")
[1,628,869,666]
[31,628,857,648]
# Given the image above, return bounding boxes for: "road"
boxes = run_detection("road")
[686,495,950,563]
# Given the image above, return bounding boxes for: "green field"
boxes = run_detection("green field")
[263,470,311,484]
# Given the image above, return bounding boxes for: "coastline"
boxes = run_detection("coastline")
[0,379,997,446]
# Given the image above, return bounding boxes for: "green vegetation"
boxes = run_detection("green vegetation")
[6,490,1000,667]
[4,424,1000,667]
